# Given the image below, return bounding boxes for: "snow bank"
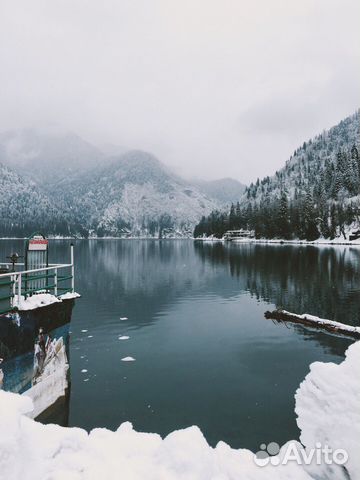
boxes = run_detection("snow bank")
[0,342,359,480]
[12,292,80,311]
[296,341,360,480]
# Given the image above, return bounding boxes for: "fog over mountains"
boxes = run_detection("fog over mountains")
[0,128,103,184]
[0,129,244,237]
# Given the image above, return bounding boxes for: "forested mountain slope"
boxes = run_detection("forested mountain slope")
[0,162,80,237]
[195,110,360,240]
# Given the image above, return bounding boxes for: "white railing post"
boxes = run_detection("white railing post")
[11,272,16,307]
[70,243,74,293]
[17,273,22,308]
[54,268,58,296]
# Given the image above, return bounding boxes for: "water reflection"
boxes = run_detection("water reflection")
[194,242,360,326]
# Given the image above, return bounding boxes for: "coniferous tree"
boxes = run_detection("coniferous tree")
[278,191,291,239]
[229,203,236,230]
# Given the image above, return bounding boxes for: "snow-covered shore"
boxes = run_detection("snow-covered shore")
[235,237,360,246]
[195,236,360,246]
[0,342,359,480]
[0,236,195,242]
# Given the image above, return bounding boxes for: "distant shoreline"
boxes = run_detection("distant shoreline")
[1,236,360,246]
[195,237,360,247]
[0,236,193,241]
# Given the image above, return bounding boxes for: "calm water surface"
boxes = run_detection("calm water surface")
[1,240,359,451]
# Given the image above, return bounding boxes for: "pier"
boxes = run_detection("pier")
[0,234,79,419]
[0,234,75,315]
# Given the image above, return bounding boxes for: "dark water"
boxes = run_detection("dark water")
[1,240,359,451]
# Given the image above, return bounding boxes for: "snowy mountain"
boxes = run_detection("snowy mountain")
[0,139,226,237]
[245,110,359,206]
[51,150,221,237]
[0,162,74,237]
[195,110,360,240]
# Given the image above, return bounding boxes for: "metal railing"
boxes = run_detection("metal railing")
[0,246,75,315]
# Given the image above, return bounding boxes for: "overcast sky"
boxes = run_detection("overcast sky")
[0,0,359,183]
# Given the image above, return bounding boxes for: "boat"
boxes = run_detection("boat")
[223,229,255,241]
[0,234,79,418]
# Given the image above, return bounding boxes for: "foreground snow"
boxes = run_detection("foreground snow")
[0,342,359,480]
[296,341,360,480]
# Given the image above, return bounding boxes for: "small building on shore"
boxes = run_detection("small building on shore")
[223,229,255,241]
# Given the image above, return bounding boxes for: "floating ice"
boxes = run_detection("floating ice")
[121,356,135,362]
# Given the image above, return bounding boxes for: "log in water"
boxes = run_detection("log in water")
[264,309,360,340]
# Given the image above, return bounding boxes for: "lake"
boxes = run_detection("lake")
[1,239,359,451]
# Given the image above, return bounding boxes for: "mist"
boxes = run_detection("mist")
[0,0,359,184]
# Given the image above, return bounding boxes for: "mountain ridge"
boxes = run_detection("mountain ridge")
[0,135,228,237]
